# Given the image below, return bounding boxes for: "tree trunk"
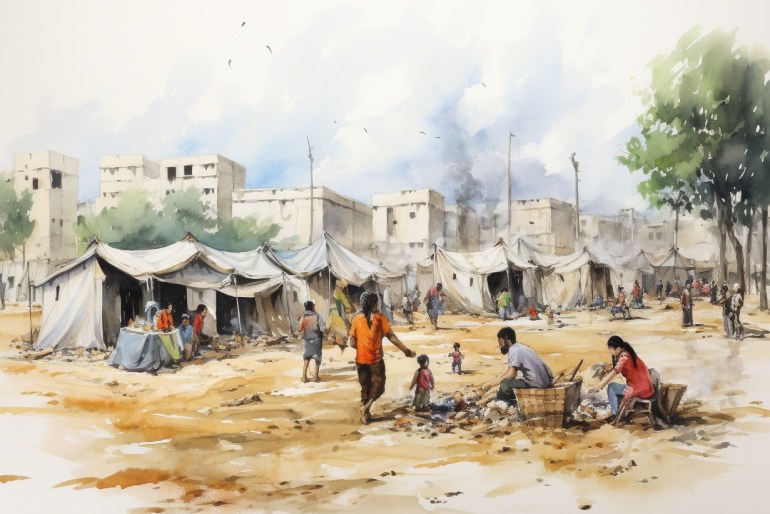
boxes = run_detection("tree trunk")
[744,211,753,294]
[715,198,729,284]
[724,209,745,292]
[761,206,768,310]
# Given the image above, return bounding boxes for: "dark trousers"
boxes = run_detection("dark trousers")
[497,378,530,401]
[356,360,386,405]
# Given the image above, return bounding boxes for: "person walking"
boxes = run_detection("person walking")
[349,292,416,424]
[681,280,693,327]
[299,300,325,383]
[424,283,447,330]
[731,283,744,339]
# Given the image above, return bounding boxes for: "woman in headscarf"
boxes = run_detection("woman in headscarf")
[349,291,416,424]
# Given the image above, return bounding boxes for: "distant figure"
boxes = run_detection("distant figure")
[681,280,693,327]
[333,278,353,331]
[412,285,422,312]
[631,280,644,309]
[665,281,672,297]
[448,342,464,374]
[730,283,744,339]
[701,280,711,298]
[717,284,733,337]
[610,286,629,319]
[299,300,325,383]
[401,292,413,324]
[410,354,434,412]
[656,279,663,301]
[178,314,193,361]
[0,273,5,310]
[424,283,447,330]
[672,278,682,297]
[496,289,510,320]
[189,304,208,360]
[710,280,718,305]
[380,284,394,325]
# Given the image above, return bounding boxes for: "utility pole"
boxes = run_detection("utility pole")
[569,153,581,244]
[307,137,313,246]
[507,132,515,244]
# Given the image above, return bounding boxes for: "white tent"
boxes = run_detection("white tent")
[551,247,622,308]
[431,244,536,314]
[32,239,299,351]
[264,232,405,325]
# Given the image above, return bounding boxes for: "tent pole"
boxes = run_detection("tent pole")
[27,261,33,345]
[284,272,294,336]
[233,274,242,335]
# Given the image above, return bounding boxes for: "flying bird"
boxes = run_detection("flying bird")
[228,59,232,69]
[481,82,487,87]
[266,45,272,54]
[434,136,441,139]
[241,21,246,27]
[363,128,368,134]
[419,131,426,135]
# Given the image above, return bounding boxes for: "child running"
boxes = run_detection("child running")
[410,354,435,413]
[448,342,464,374]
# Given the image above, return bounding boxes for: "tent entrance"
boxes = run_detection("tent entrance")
[487,269,524,310]
[158,282,188,326]
[216,292,259,335]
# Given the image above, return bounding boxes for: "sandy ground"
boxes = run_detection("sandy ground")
[1,297,769,514]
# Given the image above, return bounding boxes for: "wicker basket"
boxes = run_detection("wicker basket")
[513,379,583,428]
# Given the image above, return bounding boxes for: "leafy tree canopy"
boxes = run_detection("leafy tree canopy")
[0,173,35,259]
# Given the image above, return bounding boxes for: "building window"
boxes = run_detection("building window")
[452,273,457,280]
[167,167,176,180]
[470,277,474,287]
[32,178,39,190]
[51,170,62,189]
[59,219,63,227]
[184,165,193,176]
[656,232,662,240]
[386,207,395,237]
[55,285,60,301]
[8,276,14,288]
[409,211,416,219]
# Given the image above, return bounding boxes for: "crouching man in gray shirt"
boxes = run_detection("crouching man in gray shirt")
[479,327,553,402]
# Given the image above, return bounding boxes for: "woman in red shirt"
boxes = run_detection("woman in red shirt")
[589,335,654,421]
[349,292,415,424]
[187,304,207,360]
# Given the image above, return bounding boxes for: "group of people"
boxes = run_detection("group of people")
[716,282,745,339]
[151,302,209,361]
[311,283,656,427]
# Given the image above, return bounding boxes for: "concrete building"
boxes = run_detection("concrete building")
[444,203,480,252]
[97,154,160,211]
[12,151,79,262]
[232,186,373,253]
[370,189,445,270]
[580,214,622,248]
[159,154,245,220]
[510,198,576,255]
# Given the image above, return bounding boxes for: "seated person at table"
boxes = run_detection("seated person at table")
[179,314,193,358]
[156,303,174,331]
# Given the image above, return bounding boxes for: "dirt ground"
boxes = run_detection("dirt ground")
[1,296,769,514]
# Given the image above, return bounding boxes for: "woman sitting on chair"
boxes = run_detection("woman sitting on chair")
[588,335,654,423]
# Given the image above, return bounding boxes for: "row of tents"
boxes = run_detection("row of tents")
[414,237,714,315]
[31,233,713,352]
[31,233,404,351]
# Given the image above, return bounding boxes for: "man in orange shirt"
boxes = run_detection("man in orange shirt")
[156,303,174,331]
[349,291,416,424]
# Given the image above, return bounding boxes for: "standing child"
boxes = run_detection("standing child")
[410,354,434,412]
[448,342,464,374]
[401,292,414,324]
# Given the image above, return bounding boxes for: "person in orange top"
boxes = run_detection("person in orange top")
[349,291,416,424]
[156,303,174,331]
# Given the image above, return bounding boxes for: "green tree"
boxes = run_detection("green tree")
[620,27,770,292]
[0,173,35,259]
[77,188,163,249]
[201,216,281,251]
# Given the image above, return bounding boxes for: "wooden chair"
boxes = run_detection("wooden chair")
[613,368,660,428]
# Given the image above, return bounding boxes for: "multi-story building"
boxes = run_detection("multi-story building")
[580,214,622,248]
[510,198,576,255]
[12,151,78,262]
[231,186,373,253]
[97,155,160,211]
[158,154,245,220]
[370,188,445,270]
[444,203,480,252]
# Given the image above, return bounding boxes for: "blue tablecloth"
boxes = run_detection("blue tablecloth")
[107,328,182,373]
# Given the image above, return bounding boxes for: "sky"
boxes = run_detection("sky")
[1,0,769,218]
